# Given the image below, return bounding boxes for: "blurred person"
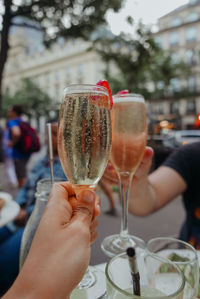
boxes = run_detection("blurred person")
[2,182,100,299]
[2,122,18,188]
[0,122,66,296]
[7,105,30,187]
[106,142,200,249]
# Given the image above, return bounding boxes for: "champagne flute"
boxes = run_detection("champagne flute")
[101,92,147,257]
[147,237,199,299]
[57,84,112,298]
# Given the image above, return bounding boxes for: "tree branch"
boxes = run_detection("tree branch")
[11,21,41,31]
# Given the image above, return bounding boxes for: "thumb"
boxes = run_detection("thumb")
[71,190,95,226]
[134,147,154,179]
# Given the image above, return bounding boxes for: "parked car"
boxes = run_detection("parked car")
[163,130,200,148]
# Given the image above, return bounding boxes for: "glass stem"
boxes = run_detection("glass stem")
[118,172,134,239]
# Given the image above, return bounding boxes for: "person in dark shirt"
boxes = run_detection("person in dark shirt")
[104,141,200,248]
[128,142,200,249]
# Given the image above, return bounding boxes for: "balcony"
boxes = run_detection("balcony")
[149,85,200,101]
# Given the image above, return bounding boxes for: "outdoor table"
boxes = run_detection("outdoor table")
[0,192,20,228]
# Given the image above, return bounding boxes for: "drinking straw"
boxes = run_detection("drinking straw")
[47,123,54,184]
[126,247,141,296]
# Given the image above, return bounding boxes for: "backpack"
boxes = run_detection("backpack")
[14,121,41,155]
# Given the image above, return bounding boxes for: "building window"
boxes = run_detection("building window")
[154,36,162,48]
[187,12,199,22]
[170,102,179,114]
[188,76,196,91]
[186,49,196,65]
[66,68,71,84]
[171,52,179,64]
[55,71,59,82]
[77,64,83,76]
[186,99,196,114]
[186,27,196,42]
[170,78,180,92]
[171,17,182,27]
[170,32,179,46]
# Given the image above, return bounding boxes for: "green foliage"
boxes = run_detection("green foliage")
[2,78,52,116]
[4,0,124,44]
[95,23,189,99]
[0,0,125,116]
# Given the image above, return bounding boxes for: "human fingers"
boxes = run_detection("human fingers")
[134,147,154,179]
[69,193,100,219]
[90,218,98,233]
[94,195,101,217]
[90,231,98,244]
[45,182,73,226]
[71,190,95,227]
[59,181,76,197]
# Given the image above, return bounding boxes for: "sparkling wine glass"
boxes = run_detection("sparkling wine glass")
[101,93,147,257]
[105,251,185,298]
[57,84,112,299]
[147,237,199,299]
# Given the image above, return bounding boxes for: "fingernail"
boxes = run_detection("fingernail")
[96,204,100,215]
[81,190,95,204]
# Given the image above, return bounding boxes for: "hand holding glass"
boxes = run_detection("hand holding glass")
[58,84,112,298]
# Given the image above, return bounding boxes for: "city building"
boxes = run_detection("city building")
[2,25,106,107]
[152,0,200,129]
[2,23,109,132]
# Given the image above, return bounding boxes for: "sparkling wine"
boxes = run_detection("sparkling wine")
[58,91,112,187]
[110,96,147,174]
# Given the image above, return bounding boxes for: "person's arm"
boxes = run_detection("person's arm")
[3,182,100,299]
[128,147,187,216]
[9,124,21,146]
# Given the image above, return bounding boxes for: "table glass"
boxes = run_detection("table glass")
[105,251,185,298]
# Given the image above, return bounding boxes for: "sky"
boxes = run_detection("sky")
[107,0,189,34]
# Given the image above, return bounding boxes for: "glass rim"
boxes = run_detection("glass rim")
[113,93,145,103]
[63,83,108,96]
[37,178,65,184]
[147,237,198,265]
[105,251,185,299]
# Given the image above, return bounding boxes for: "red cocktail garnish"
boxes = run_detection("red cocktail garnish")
[117,90,129,95]
[96,80,113,109]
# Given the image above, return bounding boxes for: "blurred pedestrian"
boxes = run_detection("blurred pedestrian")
[7,105,31,188]
[2,122,18,188]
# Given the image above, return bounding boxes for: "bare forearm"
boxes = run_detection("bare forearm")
[3,267,70,299]
[128,166,187,217]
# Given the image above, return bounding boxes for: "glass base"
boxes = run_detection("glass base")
[70,266,106,299]
[101,234,145,258]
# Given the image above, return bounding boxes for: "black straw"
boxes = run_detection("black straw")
[126,247,141,296]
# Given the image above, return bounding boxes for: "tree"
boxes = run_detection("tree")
[2,78,53,123]
[94,23,188,98]
[0,0,124,117]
